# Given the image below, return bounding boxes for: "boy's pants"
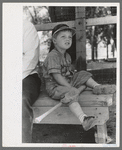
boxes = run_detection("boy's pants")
[46,71,92,101]
[22,73,41,143]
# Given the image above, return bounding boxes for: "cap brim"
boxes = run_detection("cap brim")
[52,26,76,37]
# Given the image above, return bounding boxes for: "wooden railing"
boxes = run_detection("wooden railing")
[35,7,117,70]
[35,16,117,31]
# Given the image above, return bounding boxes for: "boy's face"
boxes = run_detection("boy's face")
[53,30,72,51]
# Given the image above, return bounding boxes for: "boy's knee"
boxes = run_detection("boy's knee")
[61,95,78,104]
[61,87,79,104]
[51,86,70,100]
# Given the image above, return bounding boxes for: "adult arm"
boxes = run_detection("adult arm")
[23,20,40,79]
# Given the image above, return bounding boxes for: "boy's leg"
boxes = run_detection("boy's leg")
[69,102,96,131]
[50,85,97,131]
[86,77,100,88]
[86,77,116,94]
[92,84,116,94]
[50,86,87,121]
[78,85,87,94]
[71,71,115,94]
[22,74,41,143]
[69,72,97,130]
[61,87,97,131]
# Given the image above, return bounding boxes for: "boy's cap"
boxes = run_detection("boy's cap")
[52,24,76,37]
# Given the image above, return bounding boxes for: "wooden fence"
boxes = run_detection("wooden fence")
[35,7,117,70]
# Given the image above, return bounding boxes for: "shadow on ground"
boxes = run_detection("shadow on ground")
[32,124,96,143]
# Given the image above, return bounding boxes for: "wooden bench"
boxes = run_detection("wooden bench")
[32,88,114,144]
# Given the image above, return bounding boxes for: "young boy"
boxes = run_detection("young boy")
[43,24,116,131]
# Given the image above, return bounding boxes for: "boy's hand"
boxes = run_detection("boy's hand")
[61,87,80,103]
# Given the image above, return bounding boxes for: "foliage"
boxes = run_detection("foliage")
[85,7,116,19]
[23,6,51,24]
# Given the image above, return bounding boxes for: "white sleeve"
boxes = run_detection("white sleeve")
[23,20,40,79]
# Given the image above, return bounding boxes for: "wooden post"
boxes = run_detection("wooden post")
[91,26,95,61]
[96,124,108,143]
[75,7,86,70]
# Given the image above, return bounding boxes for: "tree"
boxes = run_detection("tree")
[23,6,51,24]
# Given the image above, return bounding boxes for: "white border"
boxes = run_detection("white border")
[2,3,120,147]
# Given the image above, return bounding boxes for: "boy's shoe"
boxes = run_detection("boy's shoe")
[82,116,97,131]
[93,84,116,95]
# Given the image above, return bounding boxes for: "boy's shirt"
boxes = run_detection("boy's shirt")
[43,49,73,86]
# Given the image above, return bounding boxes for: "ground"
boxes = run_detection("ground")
[32,60,116,144]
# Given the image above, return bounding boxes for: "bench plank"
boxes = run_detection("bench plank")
[33,89,113,107]
[32,88,113,144]
[33,107,109,125]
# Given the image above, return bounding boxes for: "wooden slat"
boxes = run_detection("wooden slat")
[86,16,117,26]
[35,16,117,31]
[33,107,109,125]
[35,20,74,31]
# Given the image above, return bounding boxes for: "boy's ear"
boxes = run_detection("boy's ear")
[52,37,56,44]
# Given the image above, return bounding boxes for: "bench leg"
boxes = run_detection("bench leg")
[95,124,107,143]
